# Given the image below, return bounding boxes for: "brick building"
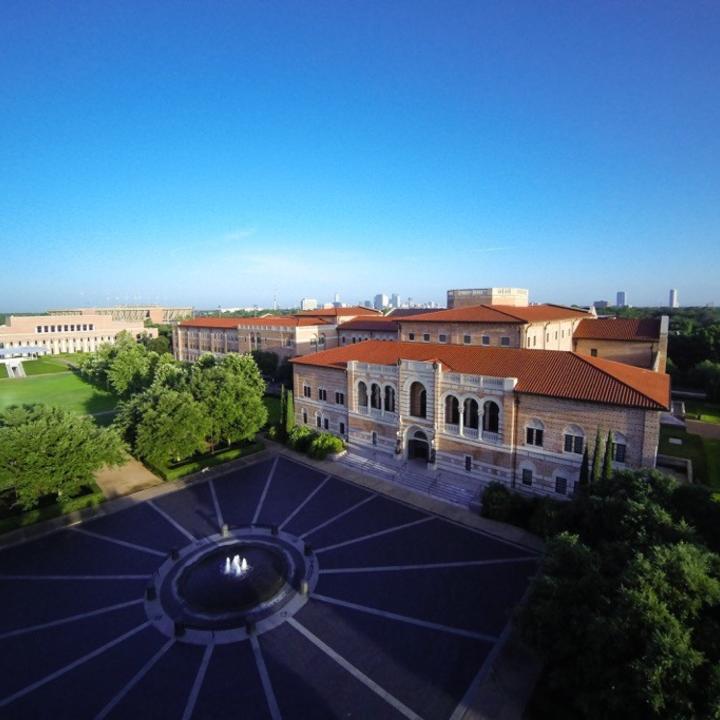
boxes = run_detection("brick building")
[291,340,670,499]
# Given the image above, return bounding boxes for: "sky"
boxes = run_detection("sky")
[1,1,719,311]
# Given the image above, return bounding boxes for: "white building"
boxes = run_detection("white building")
[374,293,389,310]
[300,298,318,311]
[669,289,679,308]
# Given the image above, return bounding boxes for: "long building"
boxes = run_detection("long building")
[49,305,192,324]
[0,314,157,355]
[291,340,670,500]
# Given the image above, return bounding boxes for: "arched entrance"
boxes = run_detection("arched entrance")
[407,429,430,462]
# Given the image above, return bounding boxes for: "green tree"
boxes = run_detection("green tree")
[285,389,296,437]
[0,405,125,509]
[578,445,590,491]
[591,428,603,485]
[134,388,210,467]
[279,385,287,437]
[602,430,614,482]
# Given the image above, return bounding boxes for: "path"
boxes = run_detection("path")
[686,420,720,440]
[94,457,163,499]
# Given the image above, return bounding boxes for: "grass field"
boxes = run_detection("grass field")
[0,365,6,380]
[264,394,281,426]
[23,359,73,376]
[685,400,720,425]
[660,426,720,489]
[0,371,117,415]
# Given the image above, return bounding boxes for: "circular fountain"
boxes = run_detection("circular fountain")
[145,526,318,645]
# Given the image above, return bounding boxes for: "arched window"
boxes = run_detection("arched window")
[464,399,479,429]
[445,395,459,425]
[526,419,544,447]
[612,432,627,463]
[384,386,396,413]
[358,381,368,408]
[482,401,499,433]
[410,382,427,418]
[370,383,382,409]
[563,425,585,454]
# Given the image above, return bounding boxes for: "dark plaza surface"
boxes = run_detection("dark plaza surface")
[0,455,539,719]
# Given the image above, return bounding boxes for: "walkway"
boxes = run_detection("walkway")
[94,458,163,499]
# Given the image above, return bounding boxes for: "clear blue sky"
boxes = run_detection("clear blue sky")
[1,1,719,311]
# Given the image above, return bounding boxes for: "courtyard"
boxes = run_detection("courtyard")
[0,455,539,719]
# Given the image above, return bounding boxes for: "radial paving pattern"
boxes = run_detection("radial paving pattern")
[0,456,539,719]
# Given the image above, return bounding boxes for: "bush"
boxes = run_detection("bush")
[287,426,318,453]
[480,482,562,538]
[480,482,513,522]
[308,432,345,460]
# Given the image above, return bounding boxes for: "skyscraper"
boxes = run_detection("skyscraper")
[616,291,627,307]
[374,293,388,310]
[390,293,401,309]
[669,289,679,308]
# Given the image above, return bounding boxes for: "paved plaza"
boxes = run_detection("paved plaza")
[0,456,539,719]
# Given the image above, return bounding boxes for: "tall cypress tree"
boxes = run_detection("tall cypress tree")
[278,385,286,437]
[591,428,603,485]
[285,389,296,437]
[602,430,614,482]
[578,445,590,491]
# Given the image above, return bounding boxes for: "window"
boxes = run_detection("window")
[302,410,308,424]
[339,422,345,435]
[463,334,471,344]
[563,426,585,454]
[323,418,329,430]
[465,455,472,472]
[482,401,500,433]
[464,398,479,429]
[316,415,322,428]
[384,386,395,412]
[500,336,510,346]
[612,433,627,463]
[82,324,87,331]
[526,420,544,447]
[64,325,68,331]
[51,325,56,332]
[481,335,490,345]
[335,392,345,405]
[318,388,327,401]
[36,326,42,333]
[410,382,427,418]
[408,333,415,341]
[44,326,48,332]
[372,431,378,446]
[590,348,598,357]
[522,468,533,486]
[303,385,311,398]
[358,381,368,407]
[555,476,568,495]
[423,333,430,342]
[370,383,382,409]
[438,334,447,343]
[445,395,460,425]
[533,336,537,347]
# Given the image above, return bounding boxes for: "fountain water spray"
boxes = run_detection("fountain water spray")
[223,554,251,578]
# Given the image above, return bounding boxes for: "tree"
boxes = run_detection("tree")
[602,430,614,482]
[134,388,210,467]
[279,386,287,437]
[285,389,296,437]
[591,428,603,485]
[578,445,590,491]
[251,350,280,378]
[0,405,125,510]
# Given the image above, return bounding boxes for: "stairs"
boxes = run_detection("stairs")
[338,452,479,508]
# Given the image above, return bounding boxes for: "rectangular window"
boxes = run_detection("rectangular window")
[526,428,544,447]
[522,469,533,486]
[555,476,568,495]
[463,335,471,344]
[564,434,584,454]
[335,392,345,405]
[323,418,329,430]
[613,443,627,463]
[438,334,447,343]
[318,389,327,401]
[408,333,415,341]
[303,385,311,398]
[482,335,490,345]
[302,410,308,424]
[44,326,48,332]
[316,415,322,428]
[36,326,42,333]
[339,422,345,435]
[51,325,56,332]
[590,348,598,357]
[372,431,378,446]
[423,333,430,342]
[465,455,472,472]
[63,325,68,331]
[501,337,510,346]
[341,337,346,344]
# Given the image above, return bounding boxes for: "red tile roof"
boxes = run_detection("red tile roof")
[295,306,382,317]
[291,340,670,410]
[404,304,592,324]
[180,316,330,329]
[573,318,662,342]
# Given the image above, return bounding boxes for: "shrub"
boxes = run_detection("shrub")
[267,425,279,441]
[481,482,562,538]
[287,425,317,453]
[480,482,513,522]
[308,432,345,460]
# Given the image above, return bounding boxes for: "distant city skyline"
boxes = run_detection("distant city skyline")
[1,3,719,311]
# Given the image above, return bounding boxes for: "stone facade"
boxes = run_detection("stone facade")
[292,358,663,500]
[0,314,157,355]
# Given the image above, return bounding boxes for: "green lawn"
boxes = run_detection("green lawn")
[264,395,282,426]
[0,372,117,415]
[685,400,720,425]
[660,426,720,489]
[23,359,73,376]
[0,365,6,380]
[152,440,265,481]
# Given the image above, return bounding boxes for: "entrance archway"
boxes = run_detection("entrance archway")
[407,430,430,462]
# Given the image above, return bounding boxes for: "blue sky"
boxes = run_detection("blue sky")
[1,1,719,311]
